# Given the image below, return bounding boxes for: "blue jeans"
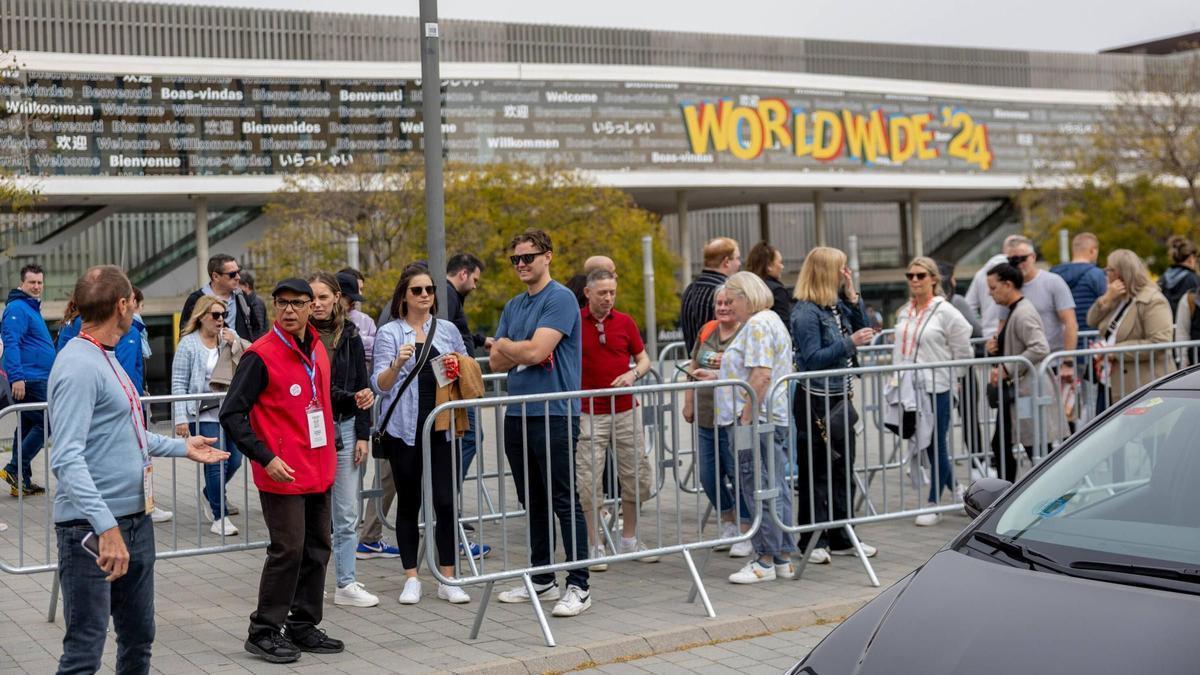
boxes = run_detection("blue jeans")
[925,391,953,504]
[331,418,360,588]
[56,514,156,675]
[459,406,479,482]
[697,425,749,520]
[737,425,797,558]
[5,379,47,483]
[191,421,242,519]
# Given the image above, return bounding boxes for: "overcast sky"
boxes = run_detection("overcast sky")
[146,0,1200,53]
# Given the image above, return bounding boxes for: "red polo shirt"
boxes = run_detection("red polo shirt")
[580,307,645,414]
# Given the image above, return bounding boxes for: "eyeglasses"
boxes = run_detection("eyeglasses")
[905,272,929,281]
[209,311,228,321]
[273,298,311,311]
[510,251,548,266]
[1008,254,1031,266]
[408,285,436,296]
[219,269,241,279]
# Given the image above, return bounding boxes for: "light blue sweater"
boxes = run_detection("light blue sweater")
[50,338,186,534]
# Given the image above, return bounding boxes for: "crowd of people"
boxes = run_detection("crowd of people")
[5,226,1190,671]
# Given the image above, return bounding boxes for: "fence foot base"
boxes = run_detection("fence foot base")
[843,524,880,587]
[793,535,821,582]
[468,581,494,640]
[523,574,556,648]
[682,549,716,618]
[47,571,60,623]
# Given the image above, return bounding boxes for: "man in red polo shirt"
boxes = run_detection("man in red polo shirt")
[576,269,655,568]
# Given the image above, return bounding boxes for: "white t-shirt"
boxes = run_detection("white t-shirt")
[715,311,794,427]
[198,345,220,422]
[997,271,1075,352]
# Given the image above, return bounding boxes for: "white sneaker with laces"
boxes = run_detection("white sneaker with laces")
[438,583,470,604]
[334,582,380,607]
[210,517,238,536]
[150,507,173,523]
[728,560,776,584]
[914,511,942,527]
[618,538,659,563]
[398,577,422,605]
[551,585,592,617]
[775,561,796,579]
[714,522,738,551]
[808,547,832,564]
[729,540,754,558]
[497,581,560,604]
[831,542,878,558]
[588,545,608,572]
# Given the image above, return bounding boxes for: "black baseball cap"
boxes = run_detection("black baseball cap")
[336,272,364,302]
[271,278,314,299]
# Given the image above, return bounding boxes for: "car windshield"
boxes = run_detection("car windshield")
[981,391,1200,569]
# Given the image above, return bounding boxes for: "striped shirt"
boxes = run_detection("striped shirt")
[680,270,728,354]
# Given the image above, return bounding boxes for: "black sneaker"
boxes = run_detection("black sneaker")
[244,632,301,664]
[285,627,344,654]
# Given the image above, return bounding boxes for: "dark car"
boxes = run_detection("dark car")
[789,367,1200,675]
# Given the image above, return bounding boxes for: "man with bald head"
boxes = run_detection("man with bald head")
[584,256,616,277]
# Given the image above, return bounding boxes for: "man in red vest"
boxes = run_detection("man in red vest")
[219,278,342,664]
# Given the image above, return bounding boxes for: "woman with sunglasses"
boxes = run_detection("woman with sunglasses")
[372,264,469,605]
[305,272,379,608]
[892,257,973,526]
[171,295,247,535]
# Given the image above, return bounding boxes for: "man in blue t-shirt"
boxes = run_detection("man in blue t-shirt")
[487,228,591,617]
[1049,232,1107,350]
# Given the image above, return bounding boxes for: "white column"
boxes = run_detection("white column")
[813,191,826,247]
[193,197,209,287]
[910,191,923,258]
[677,190,692,287]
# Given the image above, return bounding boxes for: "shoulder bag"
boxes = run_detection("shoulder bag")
[371,318,438,459]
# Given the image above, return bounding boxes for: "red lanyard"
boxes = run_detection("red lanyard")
[899,299,934,359]
[78,332,145,451]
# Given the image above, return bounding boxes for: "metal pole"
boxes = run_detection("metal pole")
[642,235,658,360]
[847,234,860,290]
[909,190,923,258]
[813,191,826,247]
[419,0,447,319]
[193,197,209,287]
[346,234,360,270]
[1059,228,1069,264]
[677,190,692,287]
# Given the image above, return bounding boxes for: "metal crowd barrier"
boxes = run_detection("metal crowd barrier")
[656,341,687,380]
[420,377,758,648]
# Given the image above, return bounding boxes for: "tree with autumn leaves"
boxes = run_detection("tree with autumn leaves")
[255,158,679,334]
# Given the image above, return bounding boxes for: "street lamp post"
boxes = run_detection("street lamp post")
[419,0,447,319]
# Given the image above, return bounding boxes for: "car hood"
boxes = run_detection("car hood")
[800,549,1200,675]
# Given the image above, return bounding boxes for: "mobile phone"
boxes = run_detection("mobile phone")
[80,531,100,559]
[674,363,698,381]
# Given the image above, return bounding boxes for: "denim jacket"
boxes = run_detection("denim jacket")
[790,293,868,394]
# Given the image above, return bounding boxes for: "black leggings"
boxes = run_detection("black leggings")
[384,432,456,569]
[793,388,858,551]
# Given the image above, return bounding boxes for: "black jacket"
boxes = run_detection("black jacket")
[446,285,486,356]
[763,275,795,327]
[180,288,260,342]
[325,320,371,442]
[245,292,269,340]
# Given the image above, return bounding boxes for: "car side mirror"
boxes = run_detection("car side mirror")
[963,477,1013,519]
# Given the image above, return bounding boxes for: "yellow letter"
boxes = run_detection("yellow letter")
[889,115,916,165]
[842,109,889,163]
[681,100,732,155]
[793,110,812,157]
[912,112,938,160]
[811,110,844,162]
[757,98,792,151]
[725,105,764,160]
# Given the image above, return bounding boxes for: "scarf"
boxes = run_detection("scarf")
[312,316,340,357]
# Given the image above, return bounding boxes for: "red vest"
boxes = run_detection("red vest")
[244,324,336,495]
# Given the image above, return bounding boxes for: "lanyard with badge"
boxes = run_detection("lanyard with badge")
[78,332,155,514]
[272,326,327,448]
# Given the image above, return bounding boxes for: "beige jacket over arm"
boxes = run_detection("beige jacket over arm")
[1087,285,1175,402]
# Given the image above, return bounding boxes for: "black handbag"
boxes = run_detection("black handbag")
[986,379,1016,409]
[371,319,438,459]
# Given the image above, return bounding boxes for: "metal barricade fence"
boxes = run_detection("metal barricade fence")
[0,392,266,621]
[766,355,1037,587]
[419,377,758,648]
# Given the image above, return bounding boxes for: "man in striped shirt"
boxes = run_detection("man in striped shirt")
[680,237,742,353]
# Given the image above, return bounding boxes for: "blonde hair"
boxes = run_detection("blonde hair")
[703,237,739,269]
[182,295,227,337]
[794,247,846,307]
[906,256,944,298]
[1106,249,1151,295]
[723,271,774,314]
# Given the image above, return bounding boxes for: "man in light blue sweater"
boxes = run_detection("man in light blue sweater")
[50,265,227,675]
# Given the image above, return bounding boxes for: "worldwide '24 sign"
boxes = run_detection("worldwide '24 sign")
[680,99,993,171]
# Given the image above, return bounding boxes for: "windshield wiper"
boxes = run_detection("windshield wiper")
[1069,560,1200,584]
[968,531,1067,572]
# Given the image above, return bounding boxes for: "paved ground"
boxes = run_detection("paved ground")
[574,624,836,674]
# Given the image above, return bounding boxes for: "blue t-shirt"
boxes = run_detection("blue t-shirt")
[495,280,581,417]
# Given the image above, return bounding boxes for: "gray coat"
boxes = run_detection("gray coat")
[1000,297,1066,447]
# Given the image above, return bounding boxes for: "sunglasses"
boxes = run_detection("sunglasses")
[905,272,929,281]
[273,298,311,310]
[209,310,228,321]
[408,285,437,297]
[594,319,607,345]
[1008,254,1031,265]
[509,251,548,266]
[219,269,241,279]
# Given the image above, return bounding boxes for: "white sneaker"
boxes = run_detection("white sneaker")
[210,517,238,536]
[438,583,471,604]
[775,561,796,580]
[498,581,560,604]
[954,483,967,503]
[588,545,608,572]
[618,538,660,563]
[831,542,878,558]
[729,540,754,558]
[398,577,422,605]
[150,507,173,523]
[334,581,380,607]
[714,522,738,551]
[915,511,942,527]
[551,585,592,617]
[729,560,776,584]
[808,547,832,564]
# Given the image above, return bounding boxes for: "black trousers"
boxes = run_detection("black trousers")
[793,388,857,551]
[989,384,1035,482]
[384,433,456,569]
[249,490,331,639]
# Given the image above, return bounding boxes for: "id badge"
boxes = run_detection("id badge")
[306,404,327,449]
[142,461,154,514]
